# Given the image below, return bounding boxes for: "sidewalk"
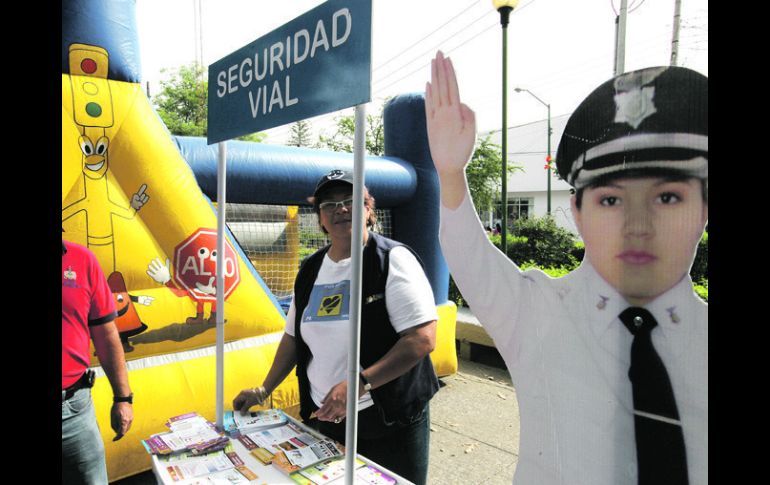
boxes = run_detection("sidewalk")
[428,358,519,485]
[113,357,520,485]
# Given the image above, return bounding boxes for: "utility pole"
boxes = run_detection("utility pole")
[670,0,683,66]
[614,0,628,76]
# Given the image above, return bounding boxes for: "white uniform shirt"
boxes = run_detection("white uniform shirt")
[285,245,439,410]
[440,191,707,485]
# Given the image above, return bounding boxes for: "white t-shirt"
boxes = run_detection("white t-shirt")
[285,245,438,410]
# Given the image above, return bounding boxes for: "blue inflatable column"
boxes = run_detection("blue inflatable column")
[62,0,142,83]
[383,94,449,305]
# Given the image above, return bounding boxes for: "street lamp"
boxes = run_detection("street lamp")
[492,0,518,255]
[514,87,552,215]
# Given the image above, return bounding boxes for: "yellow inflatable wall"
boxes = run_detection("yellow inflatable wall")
[62,42,457,481]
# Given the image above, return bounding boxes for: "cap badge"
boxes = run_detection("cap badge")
[614,87,656,129]
[613,67,666,129]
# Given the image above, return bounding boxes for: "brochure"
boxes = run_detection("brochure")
[296,456,366,485]
[284,439,344,468]
[142,412,228,457]
[223,409,288,435]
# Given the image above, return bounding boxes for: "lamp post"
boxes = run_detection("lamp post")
[492,0,518,255]
[514,87,552,215]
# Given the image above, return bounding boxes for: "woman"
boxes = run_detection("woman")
[233,169,439,485]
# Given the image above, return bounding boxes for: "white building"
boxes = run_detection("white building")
[483,113,579,236]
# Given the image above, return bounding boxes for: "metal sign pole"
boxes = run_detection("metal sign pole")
[344,103,366,484]
[216,141,227,429]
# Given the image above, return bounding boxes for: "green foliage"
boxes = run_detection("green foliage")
[448,228,710,307]
[317,107,385,155]
[447,275,466,308]
[693,279,708,302]
[519,261,573,278]
[570,240,585,264]
[153,62,265,142]
[154,63,208,136]
[466,134,522,214]
[498,216,580,269]
[690,232,708,282]
[237,132,267,143]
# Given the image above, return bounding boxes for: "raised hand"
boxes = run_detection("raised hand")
[425,51,477,179]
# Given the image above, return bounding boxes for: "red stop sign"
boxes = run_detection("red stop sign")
[173,228,241,302]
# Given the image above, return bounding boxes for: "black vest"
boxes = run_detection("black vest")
[293,232,440,423]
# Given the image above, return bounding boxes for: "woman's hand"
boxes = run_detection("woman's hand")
[232,386,268,415]
[315,380,348,423]
[315,378,368,423]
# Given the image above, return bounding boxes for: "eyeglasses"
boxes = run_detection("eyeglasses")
[319,198,354,213]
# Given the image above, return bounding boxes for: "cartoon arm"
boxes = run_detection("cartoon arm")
[110,184,149,220]
[195,277,217,296]
[147,257,172,285]
[130,184,149,210]
[146,257,187,297]
[62,197,87,222]
[130,295,155,306]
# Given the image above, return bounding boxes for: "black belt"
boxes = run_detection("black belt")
[62,370,95,402]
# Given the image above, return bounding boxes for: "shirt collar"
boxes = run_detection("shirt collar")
[576,260,694,334]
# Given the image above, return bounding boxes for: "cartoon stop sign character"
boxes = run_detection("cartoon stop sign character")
[146,228,240,325]
[174,228,240,300]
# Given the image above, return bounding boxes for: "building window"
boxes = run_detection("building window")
[509,197,533,221]
[493,197,534,226]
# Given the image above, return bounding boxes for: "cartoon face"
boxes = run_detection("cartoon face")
[174,229,241,301]
[107,272,144,335]
[78,134,109,179]
[114,291,131,317]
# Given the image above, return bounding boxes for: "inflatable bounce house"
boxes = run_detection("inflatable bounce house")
[62,0,457,480]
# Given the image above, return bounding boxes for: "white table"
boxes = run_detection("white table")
[150,416,413,485]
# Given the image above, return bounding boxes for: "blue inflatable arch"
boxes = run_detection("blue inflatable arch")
[174,98,449,305]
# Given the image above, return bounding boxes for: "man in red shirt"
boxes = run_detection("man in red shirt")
[62,240,134,484]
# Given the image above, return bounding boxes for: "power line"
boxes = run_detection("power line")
[373,21,498,94]
[373,10,491,85]
[373,0,538,89]
[373,0,480,73]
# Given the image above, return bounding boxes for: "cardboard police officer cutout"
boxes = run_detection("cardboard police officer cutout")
[426,52,707,485]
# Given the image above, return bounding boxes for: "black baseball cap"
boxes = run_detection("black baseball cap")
[312,169,354,200]
[556,66,708,189]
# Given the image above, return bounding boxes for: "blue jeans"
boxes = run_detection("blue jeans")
[312,403,431,485]
[62,387,108,485]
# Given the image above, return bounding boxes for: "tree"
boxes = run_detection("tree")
[317,106,385,155]
[153,62,265,142]
[288,120,313,147]
[237,132,267,143]
[466,134,521,215]
[154,63,208,137]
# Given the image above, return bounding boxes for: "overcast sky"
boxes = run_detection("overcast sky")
[136,0,708,144]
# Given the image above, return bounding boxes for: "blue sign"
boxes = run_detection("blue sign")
[207,0,372,144]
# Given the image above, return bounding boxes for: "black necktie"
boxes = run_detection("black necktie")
[619,307,689,485]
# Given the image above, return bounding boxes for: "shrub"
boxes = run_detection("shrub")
[693,279,708,302]
[570,241,585,264]
[491,216,580,270]
[448,275,466,308]
[519,261,573,278]
[690,232,708,282]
